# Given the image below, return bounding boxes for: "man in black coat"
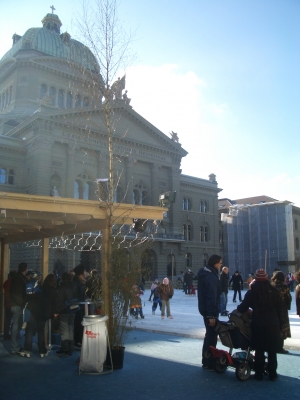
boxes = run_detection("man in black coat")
[10,262,28,354]
[184,269,193,295]
[198,254,222,370]
[229,271,243,302]
[219,266,229,315]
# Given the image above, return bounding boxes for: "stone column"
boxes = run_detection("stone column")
[168,166,182,235]
[125,157,135,204]
[65,145,76,198]
[28,135,52,196]
[151,163,160,206]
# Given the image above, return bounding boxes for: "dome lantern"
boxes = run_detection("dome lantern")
[41,11,62,34]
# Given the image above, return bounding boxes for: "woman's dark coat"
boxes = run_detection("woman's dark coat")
[27,284,57,321]
[237,282,284,353]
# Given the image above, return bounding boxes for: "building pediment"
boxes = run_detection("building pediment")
[5,105,187,162]
[46,106,188,158]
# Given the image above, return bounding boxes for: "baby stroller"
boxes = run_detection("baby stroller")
[204,310,255,381]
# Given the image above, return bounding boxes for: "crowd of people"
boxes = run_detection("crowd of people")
[3,262,95,358]
[197,254,300,381]
[3,258,300,380]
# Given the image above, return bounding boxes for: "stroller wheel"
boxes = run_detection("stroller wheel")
[219,355,227,365]
[214,359,227,373]
[235,362,251,381]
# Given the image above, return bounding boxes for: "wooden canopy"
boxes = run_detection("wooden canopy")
[0,192,166,244]
[0,191,167,331]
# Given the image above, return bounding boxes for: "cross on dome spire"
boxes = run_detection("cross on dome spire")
[50,5,56,14]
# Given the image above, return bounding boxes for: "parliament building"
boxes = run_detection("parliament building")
[0,12,222,279]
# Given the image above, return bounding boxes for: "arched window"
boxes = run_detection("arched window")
[183,224,192,241]
[66,92,73,108]
[182,198,191,210]
[0,168,6,184]
[8,169,14,185]
[296,237,299,250]
[74,174,94,199]
[58,89,64,108]
[200,225,209,242]
[83,181,94,200]
[5,89,9,106]
[49,87,56,106]
[40,84,47,99]
[200,200,208,212]
[204,226,209,242]
[114,186,123,203]
[133,184,148,205]
[133,189,139,204]
[75,94,81,107]
[295,219,298,230]
[74,180,80,199]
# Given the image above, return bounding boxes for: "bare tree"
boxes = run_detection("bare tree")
[72,0,159,348]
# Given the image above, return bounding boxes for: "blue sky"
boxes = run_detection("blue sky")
[1,0,299,205]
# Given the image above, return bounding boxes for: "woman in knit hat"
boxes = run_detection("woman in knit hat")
[156,277,174,319]
[237,269,284,381]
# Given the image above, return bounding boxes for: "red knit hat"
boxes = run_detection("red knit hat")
[254,269,268,281]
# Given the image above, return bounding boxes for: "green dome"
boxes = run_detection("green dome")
[0,15,99,73]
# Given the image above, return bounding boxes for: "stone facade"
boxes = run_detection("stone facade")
[0,13,222,279]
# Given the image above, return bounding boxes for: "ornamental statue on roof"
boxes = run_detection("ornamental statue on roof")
[169,131,179,142]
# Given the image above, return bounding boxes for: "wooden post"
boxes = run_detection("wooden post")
[101,223,110,317]
[41,238,49,280]
[0,240,10,333]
